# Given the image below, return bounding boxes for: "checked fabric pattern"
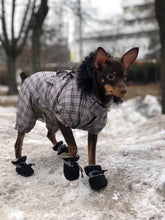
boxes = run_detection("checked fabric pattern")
[15,71,113,134]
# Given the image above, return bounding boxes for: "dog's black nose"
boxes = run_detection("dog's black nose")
[118,82,127,96]
[121,88,127,95]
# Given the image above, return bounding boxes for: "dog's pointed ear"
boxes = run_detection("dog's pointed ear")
[94,47,108,69]
[121,47,139,69]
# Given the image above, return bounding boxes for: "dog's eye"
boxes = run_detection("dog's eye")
[106,74,116,81]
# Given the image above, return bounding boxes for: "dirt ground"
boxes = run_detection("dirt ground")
[125,84,160,100]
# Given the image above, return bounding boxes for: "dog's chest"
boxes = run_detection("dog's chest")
[51,79,109,133]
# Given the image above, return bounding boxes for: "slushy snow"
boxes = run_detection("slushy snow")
[0,95,165,220]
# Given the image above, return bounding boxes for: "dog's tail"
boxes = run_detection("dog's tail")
[20,72,28,84]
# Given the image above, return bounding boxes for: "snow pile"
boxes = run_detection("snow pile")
[0,85,8,92]
[0,95,17,106]
[102,95,161,138]
[0,106,16,113]
[134,95,161,118]
[0,95,165,220]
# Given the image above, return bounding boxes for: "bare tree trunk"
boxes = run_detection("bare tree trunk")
[31,0,48,73]
[155,0,165,113]
[7,56,17,94]
[0,0,36,94]
[160,48,165,113]
[32,28,42,73]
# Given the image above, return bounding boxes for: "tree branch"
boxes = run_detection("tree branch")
[16,0,31,43]
[11,0,16,47]
[1,0,10,51]
[32,0,48,29]
[16,0,37,56]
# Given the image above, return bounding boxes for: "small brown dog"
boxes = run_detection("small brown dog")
[12,47,138,189]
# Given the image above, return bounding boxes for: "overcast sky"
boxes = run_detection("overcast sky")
[91,0,122,18]
[67,0,123,43]
[0,0,123,44]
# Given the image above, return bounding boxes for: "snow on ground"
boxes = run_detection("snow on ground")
[0,95,165,220]
[0,85,9,92]
[0,95,17,106]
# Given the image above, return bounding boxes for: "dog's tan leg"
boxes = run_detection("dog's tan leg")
[57,121,77,157]
[88,132,98,165]
[14,132,25,158]
[47,131,57,145]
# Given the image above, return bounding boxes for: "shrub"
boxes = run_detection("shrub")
[127,62,160,84]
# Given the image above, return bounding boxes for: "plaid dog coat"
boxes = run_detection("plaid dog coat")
[15,71,113,135]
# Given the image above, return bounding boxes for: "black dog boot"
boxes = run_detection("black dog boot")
[84,165,108,190]
[63,155,82,181]
[53,141,68,155]
[11,156,27,165]
[16,162,35,177]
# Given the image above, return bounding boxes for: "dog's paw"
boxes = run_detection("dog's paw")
[84,165,108,190]
[63,154,83,181]
[16,162,35,177]
[11,156,27,165]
